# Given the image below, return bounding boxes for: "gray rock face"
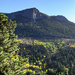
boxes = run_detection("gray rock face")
[5,8,69,23]
[6,8,46,22]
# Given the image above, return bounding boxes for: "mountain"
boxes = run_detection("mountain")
[2,8,75,38]
[5,8,69,23]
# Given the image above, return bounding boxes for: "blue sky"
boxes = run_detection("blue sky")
[0,0,75,23]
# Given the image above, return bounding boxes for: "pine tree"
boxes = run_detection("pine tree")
[0,14,23,75]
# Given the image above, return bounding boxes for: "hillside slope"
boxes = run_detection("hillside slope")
[3,8,75,38]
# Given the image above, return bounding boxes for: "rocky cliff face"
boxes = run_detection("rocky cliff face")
[5,8,69,23]
[6,8,48,22]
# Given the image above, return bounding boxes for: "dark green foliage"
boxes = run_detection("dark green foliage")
[18,40,75,75]
[15,19,75,38]
[18,43,47,62]
[0,71,5,75]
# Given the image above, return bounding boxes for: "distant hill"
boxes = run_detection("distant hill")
[2,8,75,38]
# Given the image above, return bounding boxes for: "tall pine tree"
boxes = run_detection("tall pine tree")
[0,14,23,75]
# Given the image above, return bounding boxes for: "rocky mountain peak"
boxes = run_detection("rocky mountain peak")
[6,8,42,22]
[5,8,70,23]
